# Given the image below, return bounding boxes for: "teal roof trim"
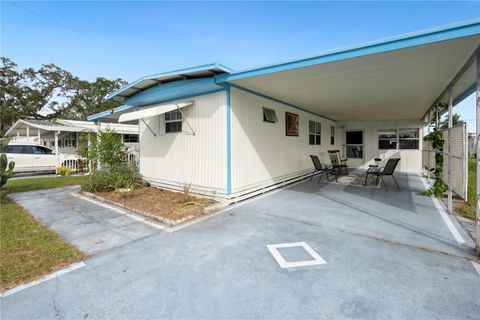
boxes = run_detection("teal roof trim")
[107,63,232,100]
[87,104,134,121]
[125,78,224,106]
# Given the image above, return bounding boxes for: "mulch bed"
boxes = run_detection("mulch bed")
[94,187,217,225]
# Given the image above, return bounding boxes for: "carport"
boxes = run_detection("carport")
[216,19,480,253]
[2,174,479,319]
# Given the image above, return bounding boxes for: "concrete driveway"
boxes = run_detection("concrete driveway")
[8,186,163,255]
[2,174,479,319]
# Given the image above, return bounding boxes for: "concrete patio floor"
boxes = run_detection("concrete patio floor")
[1,174,479,319]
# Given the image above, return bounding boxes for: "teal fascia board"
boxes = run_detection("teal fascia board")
[125,77,224,107]
[106,63,232,100]
[216,19,480,82]
[87,104,134,121]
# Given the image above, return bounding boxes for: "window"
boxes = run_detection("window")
[399,129,419,149]
[345,131,363,158]
[378,129,419,150]
[378,130,397,149]
[263,107,278,123]
[33,146,53,154]
[9,145,30,154]
[123,134,139,143]
[309,121,321,145]
[165,110,182,133]
[330,126,335,145]
[58,133,76,148]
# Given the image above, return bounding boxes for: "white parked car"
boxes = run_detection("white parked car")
[0,144,80,173]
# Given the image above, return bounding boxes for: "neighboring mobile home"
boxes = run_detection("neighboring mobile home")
[88,20,480,202]
[5,119,139,155]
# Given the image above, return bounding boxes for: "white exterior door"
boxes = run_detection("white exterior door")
[345,130,364,168]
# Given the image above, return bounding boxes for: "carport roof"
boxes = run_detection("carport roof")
[4,119,139,136]
[218,19,480,121]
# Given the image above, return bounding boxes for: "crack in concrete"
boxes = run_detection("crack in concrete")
[263,212,479,263]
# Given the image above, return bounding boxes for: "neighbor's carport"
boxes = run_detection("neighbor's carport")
[216,19,480,253]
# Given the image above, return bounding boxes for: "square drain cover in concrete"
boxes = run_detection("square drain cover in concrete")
[266,241,326,269]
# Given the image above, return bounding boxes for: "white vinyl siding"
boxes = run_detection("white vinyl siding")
[230,87,339,194]
[339,120,423,173]
[139,91,227,194]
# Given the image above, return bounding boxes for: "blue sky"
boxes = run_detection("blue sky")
[1,1,479,129]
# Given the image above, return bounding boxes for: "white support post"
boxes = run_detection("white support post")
[37,128,41,144]
[54,131,59,170]
[87,133,92,172]
[96,121,101,170]
[476,53,480,254]
[26,126,30,143]
[447,87,453,214]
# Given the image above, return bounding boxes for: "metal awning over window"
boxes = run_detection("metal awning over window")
[119,101,195,136]
[118,101,193,123]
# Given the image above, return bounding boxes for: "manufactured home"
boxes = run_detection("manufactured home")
[5,119,139,155]
[88,20,480,203]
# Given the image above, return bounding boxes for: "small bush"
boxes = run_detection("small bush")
[81,165,144,193]
[422,179,447,197]
[181,183,192,203]
[56,166,75,176]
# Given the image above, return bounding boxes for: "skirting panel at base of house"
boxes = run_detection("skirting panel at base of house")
[144,177,228,200]
[145,169,315,204]
[229,169,314,202]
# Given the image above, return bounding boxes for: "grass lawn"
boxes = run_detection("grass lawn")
[4,175,88,193]
[0,193,84,291]
[0,175,87,291]
[459,159,476,220]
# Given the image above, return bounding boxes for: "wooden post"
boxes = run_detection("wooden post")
[476,53,480,254]
[447,87,453,214]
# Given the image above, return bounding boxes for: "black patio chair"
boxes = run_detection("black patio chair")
[309,155,337,183]
[327,150,348,174]
[364,158,401,191]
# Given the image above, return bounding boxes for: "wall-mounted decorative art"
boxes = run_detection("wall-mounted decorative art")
[285,112,299,136]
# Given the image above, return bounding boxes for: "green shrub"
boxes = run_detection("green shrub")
[423,127,447,197]
[79,129,126,170]
[56,166,75,176]
[81,165,144,193]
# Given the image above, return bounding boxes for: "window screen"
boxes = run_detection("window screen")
[165,110,183,133]
[123,134,139,143]
[309,121,321,145]
[378,130,397,149]
[346,131,363,145]
[399,129,419,149]
[263,107,278,123]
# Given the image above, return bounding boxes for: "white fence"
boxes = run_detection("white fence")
[60,151,139,173]
[423,123,468,199]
